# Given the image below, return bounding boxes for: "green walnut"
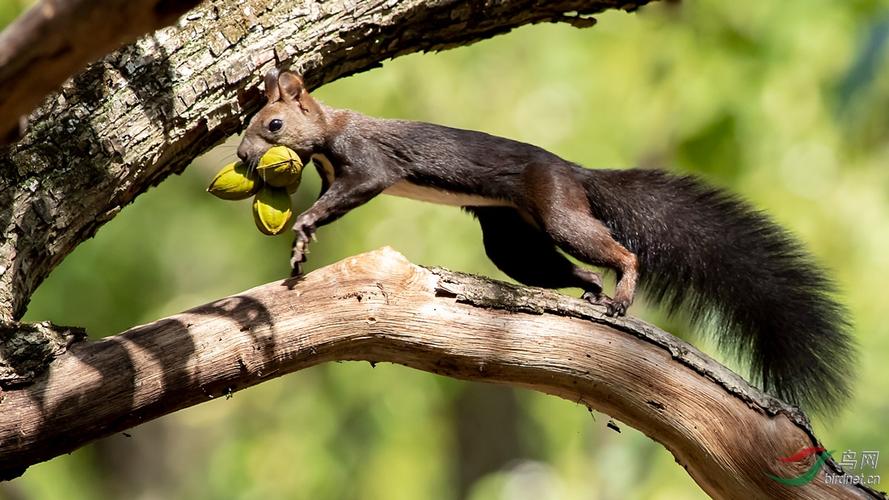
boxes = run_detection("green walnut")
[252,186,292,235]
[207,161,261,200]
[257,145,303,189]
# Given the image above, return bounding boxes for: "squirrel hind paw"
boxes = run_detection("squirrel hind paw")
[581,291,629,317]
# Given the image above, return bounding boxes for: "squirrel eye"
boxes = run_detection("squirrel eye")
[268,119,283,132]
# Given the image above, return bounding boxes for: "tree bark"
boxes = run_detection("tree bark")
[0,248,880,498]
[0,0,642,323]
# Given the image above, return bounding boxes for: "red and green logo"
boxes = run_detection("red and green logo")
[768,446,834,486]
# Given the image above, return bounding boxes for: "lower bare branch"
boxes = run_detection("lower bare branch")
[0,249,879,498]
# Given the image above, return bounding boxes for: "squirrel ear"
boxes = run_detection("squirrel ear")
[264,69,281,102]
[277,71,306,103]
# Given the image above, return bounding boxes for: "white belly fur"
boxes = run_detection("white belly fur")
[383,181,514,207]
[311,153,513,208]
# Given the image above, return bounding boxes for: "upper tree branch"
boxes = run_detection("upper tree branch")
[0,0,649,322]
[0,0,202,143]
[0,249,880,499]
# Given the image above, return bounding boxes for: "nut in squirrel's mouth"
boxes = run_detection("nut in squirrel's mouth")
[267,145,311,166]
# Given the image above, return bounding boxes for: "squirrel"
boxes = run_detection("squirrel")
[237,69,854,414]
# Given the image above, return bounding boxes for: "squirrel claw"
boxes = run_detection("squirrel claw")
[290,260,303,277]
[294,227,314,245]
[582,291,629,317]
[294,239,310,254]
[292,215,317,244]
[290,250,305,276]
[606,301,629,317]
[581,290,608,305]
[290,237,309,277]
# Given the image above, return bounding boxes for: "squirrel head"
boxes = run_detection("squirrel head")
[237,69,326,164]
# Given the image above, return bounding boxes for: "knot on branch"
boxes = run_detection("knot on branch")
[0,320,86,388]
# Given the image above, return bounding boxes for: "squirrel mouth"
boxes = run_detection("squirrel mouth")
[296,151,312,165]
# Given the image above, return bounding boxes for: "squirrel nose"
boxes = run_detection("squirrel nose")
[236,147,249,162]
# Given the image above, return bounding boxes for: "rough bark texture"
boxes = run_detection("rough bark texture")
[0,0,645,323]
[0,0,202,142]
[0,320,84,386]
[0,248,881,498]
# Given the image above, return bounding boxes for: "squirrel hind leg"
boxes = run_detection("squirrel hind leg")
[577,272,612,307]
[547,216,638,317]
[469,206,603,296]
[520,167,639,316]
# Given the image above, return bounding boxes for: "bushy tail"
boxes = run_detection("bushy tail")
[583,168,855,414]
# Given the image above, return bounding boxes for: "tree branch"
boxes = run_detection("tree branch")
[0,0,202,143]
[0,0,648,322]
[0,248,879,498]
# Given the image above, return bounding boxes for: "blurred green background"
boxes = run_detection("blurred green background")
[4,0,889,498]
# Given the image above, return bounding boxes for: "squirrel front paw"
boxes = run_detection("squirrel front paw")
[293,215,317,246]
[289,246,306,276]
[290,215,318,276]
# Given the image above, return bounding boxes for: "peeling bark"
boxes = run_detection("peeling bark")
[0,249,880,499]
[0,0,648,322]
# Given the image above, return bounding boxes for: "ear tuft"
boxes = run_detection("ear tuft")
[264,69,281,102]
[278,72,306,102]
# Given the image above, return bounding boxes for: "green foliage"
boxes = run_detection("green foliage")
[6,0,889,498]
[0,0,30,28]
